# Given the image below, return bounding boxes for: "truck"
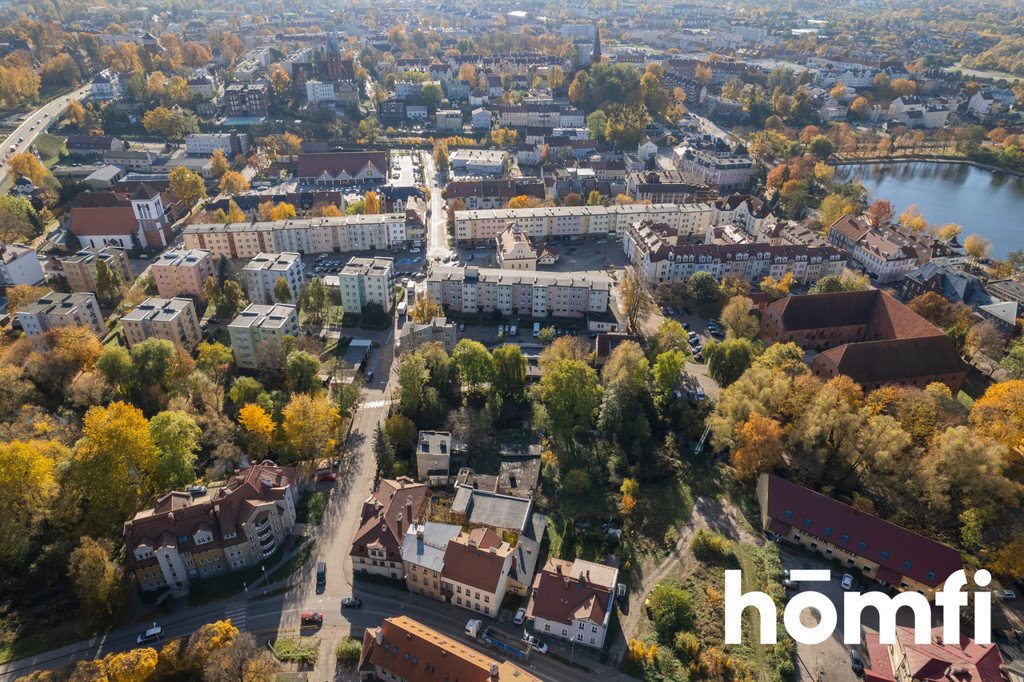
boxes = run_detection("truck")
[465,619,532,660]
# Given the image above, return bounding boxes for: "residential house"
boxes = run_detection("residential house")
[296,151,387,186]
[625,170,717,203]
[863,627,1003,682]
[415,430,453,484]
[223,82,270,118]
[397,316,458,355]
[242,252,304,305]
[60,246,133,294]
[441,528,513,617]
[151,249,215,300]
[495,224,537,270]
[0,243,44,288]
[66,135,125,156]
[124,461,297,596]
[444,178,545,211]
[757,474,962,599]
[527,557,619,649]
[227,303,299,369]
[184,132,251,157]
[401,522,462,601]
[428,266,610,318]
[449,149,508,176]
[338,256,395,313]
[351,477,430,580]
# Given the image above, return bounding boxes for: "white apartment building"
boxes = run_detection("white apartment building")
[306,80,337,104]
[0,244,44,287]
[228,304,300,368]
[453,203,713,244]
[182,214,410,259]
[16,291,104,337]
[428,266,610,318]
[242,252,304,305]
[449,149,508,176]
[338,256,395,313]
[184,132,251,157]
[121,297,202,351]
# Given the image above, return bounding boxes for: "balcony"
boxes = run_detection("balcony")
[253,517,271,532]
[258,527,273,541]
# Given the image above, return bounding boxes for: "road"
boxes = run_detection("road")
[421,151,454,263]
[0,84,92,186]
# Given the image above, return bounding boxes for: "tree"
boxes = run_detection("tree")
[1001,341,1024,380]
[865,199,894,227]
[285,350,321,394]
[809,271,870,294]
[186,620,240,669]
[68,537,123,618]
[753,342,808,377]
[397,352,429,415]
[491,344,527,403]
[703,338,757,387]
[97,344,136,394]
[196,342,234,384]
[563,192,584,206]
[536,360,601,449]
[586,190,603,206]
[150,410,200,491]
[238,403,276,457]
[547,65,565,90]
[807,135,835,160]
[452,339,493,394]
[604,104,651,147]
[269,202,297,221]
[131,338,175,388]
[219,171,249,194]
[507,195,543,209]
[619,266,654,334]
[94,259,123,302]
[384,414,417,458]
[687,271,721,303]
[7,151,50,188]
[210,149,230,179]
[653,349,687,398]
[203,631,278,682]
[103,647,158,682]
[65,99,86,126]
[818,194,858,230]
[647,581,692,640]
[586,109,608,142]
[169,166,207,207]
[0,440,62,568]
[969,380,1024,457]
[269,64,291,95]
[964,234,992,261]
[273,275,293,304]
[72,402,158,534]
[141,106,198,139]
[719,296,759,340]
[731,413,784,480]
[538,335,590,375]
[363,191,381,215]
[281,394,339,461]
[409,295,443,324]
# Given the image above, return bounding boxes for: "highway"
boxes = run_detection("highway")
[0,83,92,186]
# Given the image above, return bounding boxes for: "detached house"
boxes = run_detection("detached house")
[527,557,619,649]
[351,477,430,580]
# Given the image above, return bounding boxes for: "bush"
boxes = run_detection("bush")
[673,631,700,662]
[336,638,362,666]
[691,528,735,562]
[647,581,692,640]
[562,468,591,495]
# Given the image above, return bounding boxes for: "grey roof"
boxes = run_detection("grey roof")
[451,485,533,533]
[400,522,462,572]
[904,262,990,307]
[509,511,547,586]
[979,300,1020,325]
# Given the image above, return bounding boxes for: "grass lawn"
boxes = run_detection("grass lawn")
[272,636,320,663]
[296,490,329,525]
[187,543,286,607]
[0,615,94,666]
[33,133,66,165]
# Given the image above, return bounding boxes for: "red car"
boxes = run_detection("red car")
[316,471,337,482]
[301,611,323,626]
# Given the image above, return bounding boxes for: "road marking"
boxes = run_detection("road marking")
[224,604,247,629]
[362,399,393,410]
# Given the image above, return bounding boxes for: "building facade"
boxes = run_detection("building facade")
[151,249,215,300]
[16,291,104,337]
[121,297,202,350]
[338,256,395,313]
[351,477,430,580]
[0,244,44,288]
[242,252,305,305]
[495,225,538,270]
[441,528,513,617]
[428,266,610,318]
[60,246,133,294]
[527,557,618,649]
[227,303,300,368]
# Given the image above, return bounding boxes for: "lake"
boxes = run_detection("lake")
[834,161,1024,258]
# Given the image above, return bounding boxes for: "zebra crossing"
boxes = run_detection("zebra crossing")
[363,399,393,410]
[224,603,247,629]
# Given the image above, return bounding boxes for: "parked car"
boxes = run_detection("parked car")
[695,386,706,401]
[317,471,337,483]
[137,625,164,645]
[187,485,207,497]
[341,597,362,609]
[316,561,327,589]
[1000,589,1018,600]
[301,612,323,626]
[841,573,855,590]
[523,634,548,654]
[851,649,864,676]
[513,607,526,625]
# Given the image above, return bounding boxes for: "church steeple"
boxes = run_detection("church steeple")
[591,23,602,63]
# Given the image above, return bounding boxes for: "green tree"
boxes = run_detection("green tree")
[752,342,808,377]
[536,360,602,450]
[68,537,123,619]
[806,134,835,160]
[95,259,123,302]
[491,344,527,403]
[1001,339,1024,379]
[285,350,321,394]
[720,295,759,340]
[372,423,395,476]
[687,271,720,302]
[300,276,329,324]
[130,338,175,387]
[229,376,271,411]
[452,339,493,394]
[653,349,687,398]
[150,410,201,491]
[586,109,608,142]
[274,276,293,304]
[646,581,692,640]
[703,338,757,387]
[97,344,136,394]
[196,341,235,384]
[397,352,429,415]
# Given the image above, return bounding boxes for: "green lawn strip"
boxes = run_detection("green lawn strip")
[271,636,320,663]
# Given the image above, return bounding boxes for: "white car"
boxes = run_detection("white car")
[841,573,854,590]
[137,625,164,645]
[524,634,547,654]
[999,589,1017,600]
[513,607,526,625]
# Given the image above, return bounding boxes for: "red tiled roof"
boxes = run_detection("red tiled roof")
[762,475,961,588]
[297,151,387,179]
[864,628,1003,682]
[351,477,429,560]
[526,557,617,627]
[440,528,511,592]
[814,337,965,385]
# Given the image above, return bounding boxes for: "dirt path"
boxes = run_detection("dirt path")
[610,495,762,665]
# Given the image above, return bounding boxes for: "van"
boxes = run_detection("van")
[533,322,540,337]
[316,561,326,589]
[509,324,517,336]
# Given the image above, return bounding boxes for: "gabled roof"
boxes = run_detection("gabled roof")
[816,336,966,384]
[527,557,617,627]
[296,151,387,179]
[864,628,1002,682]
[760,475,960,588]
[351,477,430,559]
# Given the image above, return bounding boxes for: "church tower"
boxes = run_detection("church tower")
[591,23,602,64]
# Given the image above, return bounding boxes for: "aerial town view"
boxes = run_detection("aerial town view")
[0,0,1023,680]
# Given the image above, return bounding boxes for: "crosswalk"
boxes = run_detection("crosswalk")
[224,603,247,629]
[363,399,393,410]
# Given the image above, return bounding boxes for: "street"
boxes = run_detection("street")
[422,151,454,263]
[0,84,91,187]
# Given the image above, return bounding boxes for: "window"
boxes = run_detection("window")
[880,551,890,560]
[927,571,936,582]
[784,510,793,519]
[824,527,833,537]
[903,560,912,570]
[858,541,867,551]
[841,534,850,543]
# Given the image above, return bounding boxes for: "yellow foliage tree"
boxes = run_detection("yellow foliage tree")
[506,195,543,209]
[969,380,1024,463]
[0,440,63,568]
[184,620,239,668]
[224,200,246,223]
[759,272,794,301]
[102,647,158,682]
[731,412,785,480]
[408,296,443,324]
[312,203,342,217]
[282,394,340,460]
[210,149,230,179]
[363,191,381,215]
[219,170,249,194]
[65,99,86,126]
[238,403,276,457]
[280,132,302,155]
[7,152,50,187]
[269,202,297,221]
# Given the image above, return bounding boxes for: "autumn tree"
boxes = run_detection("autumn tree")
[103,647,159,682]
[619,266,654,335]
[65,99,86,126]
[7,151,50,187]
[68,537,124,619]
[731,413,784,480]
[538,335,591,375]
[536,360,601,452]
[210,149,230,179]
[169,166,207,207]
[363,191,381,215]
[408,295,443,324]
[150,410,201,491]
[281,394,340,461]
[269,202,297,221]
[238,403,276,457]
[507,195,543,209]
[964,234,992,261]
[0,440,63,568]
[269,64,291,95]
[719,296,759,340]
[95,259,123,302]
[219,170,249,194]
[818,194,858,230]
[865,199,894,227]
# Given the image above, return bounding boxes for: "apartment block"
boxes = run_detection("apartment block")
[401,522,462,602]
[242,252,304,305]
[453,203,714,244]
[184,132,251,157]
[124,461,297,596]
[623,221,846,286]
[60,246,134,294]
[227,303,299,369]
[151,249,215,300]
[182,213,410,259]
[338,256,395,313]
[428,265,610,318]
[121,297,202,351]
[0,243,44,288]
[223,82,269,118]
[16,291,104,337]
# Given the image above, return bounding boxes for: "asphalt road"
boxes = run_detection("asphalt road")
[0,84,91,186]
[422,151,454,263]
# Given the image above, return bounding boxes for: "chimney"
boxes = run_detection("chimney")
[396,512,403,535]
[416,525,424,540]
[406,496,413,522]
[489,662,500,678]
[375,627,383,645]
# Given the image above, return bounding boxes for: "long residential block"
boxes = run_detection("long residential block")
[428,266,610,318]
[453,203,713,244]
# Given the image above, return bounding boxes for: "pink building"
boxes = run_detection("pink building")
[151,249,215,301]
